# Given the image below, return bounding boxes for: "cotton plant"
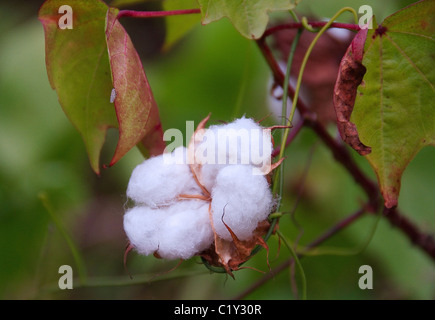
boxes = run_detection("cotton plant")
[123,115,283,275]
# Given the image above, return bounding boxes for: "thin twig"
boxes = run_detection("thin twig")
[271,118,305,158]
[235,206,366,300]
[256,38,379,206]
[117,8,201,20]
[384,207,435,260]
[264,21,360,38]
[248,30,435,299]
[257,36,435,260]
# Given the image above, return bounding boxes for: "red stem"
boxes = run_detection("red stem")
[256,37,435,262]
[264,21,360,37]
[235,206,367,299]
[384,207,435,260]
[117,8,201,19]
[257,38,379,204]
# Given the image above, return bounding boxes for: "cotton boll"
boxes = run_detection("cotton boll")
[211,165,273,241]
[127,146,201,208]
[123,206,163,256]
[195,117,273,187]
[124,200,214,259]
[219,117,272,170]
[196,117,271,165]
[156,200,214,260]
[231,116,262,131]
[199,163,224,192]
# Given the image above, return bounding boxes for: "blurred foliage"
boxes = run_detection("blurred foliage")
[0,0,434,300]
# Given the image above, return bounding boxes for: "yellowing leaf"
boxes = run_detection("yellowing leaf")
[39,0,164,174]
[39,0,117,174]
[351,0,435,208]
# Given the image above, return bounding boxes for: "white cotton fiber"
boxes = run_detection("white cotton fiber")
[126,146,201,208]
[195,117,273,189]
[157,200,214,260]
[197,117,272,167]
[198,163,224,192]
[123,200,214,260]
[124,116,275,261]
[123,206,163,256]
[211,165,273,241]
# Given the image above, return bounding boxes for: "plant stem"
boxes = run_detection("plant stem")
[250,9,435,297]
[264,21,360,38]
[259,35,435,262]
[384,207,435,260]
[277,230,307,300]
[289,7,358,134]
[256,38,379,206]
[117,8,201,20]
[39,193,87,285]
[235,206,366,299]
[272,28,302,206]
[306,119,380,205]
[271,118,305,158]
[38,269,208,297]
[232,42,252,118]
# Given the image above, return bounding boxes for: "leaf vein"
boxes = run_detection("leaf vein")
[385,33,435,92]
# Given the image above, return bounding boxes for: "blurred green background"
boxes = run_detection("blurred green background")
[0,0,434,299]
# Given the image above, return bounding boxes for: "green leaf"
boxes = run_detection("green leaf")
[163,0,201,51]
[197,0,299,39]
[39,0,164,174]
[39,0,117,174]
[105,8,165,166]
[351,0,435,208]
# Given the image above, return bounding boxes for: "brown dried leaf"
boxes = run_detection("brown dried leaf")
[333,28,372,156]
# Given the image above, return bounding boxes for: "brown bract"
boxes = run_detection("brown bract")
[201,219,272,278]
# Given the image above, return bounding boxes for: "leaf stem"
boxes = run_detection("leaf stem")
[384,207,435,260]
[117,8,201,20]
[38,269,208,297]
[301,17,317,32]
[231,42,252,118]
[277,230,307,300]
[272,28,302,204]
[272,8,360,210]
[234,206,366,299]
[264,21,360,37]
[38,193,87,285]
[271,118,304,158]
[290,7,358,133]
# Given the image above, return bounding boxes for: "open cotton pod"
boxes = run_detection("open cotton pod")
[124,200,213,260]
[211,164,274,241]
[126,146,201,208]
[124,115,282,275]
